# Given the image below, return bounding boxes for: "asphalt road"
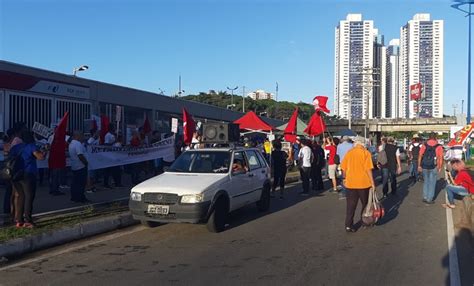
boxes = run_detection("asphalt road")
[0,171,457,286]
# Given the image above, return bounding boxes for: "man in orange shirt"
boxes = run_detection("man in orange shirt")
[417,133,444,204]
[340,136,376,232]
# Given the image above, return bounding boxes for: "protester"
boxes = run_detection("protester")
[130,131,142,185]
[380,137,401,199]
[86,129,99,193]
[324,137,338,193]
[311,140,325,192]
[271,140,288,199]
[112,134,124,187]
[298,139,313,196]
[443,159,474,209]
[418,133,444,204]
[10,131,46,228]
[340,136,376,233]
[103,123,116,188]
[408,135,422,183]
[336,136,354,199]
[2,128,15,216]
[263,138,272,161]
[69,131,90,203]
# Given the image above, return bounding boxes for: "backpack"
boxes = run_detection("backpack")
[421,143,439,170]
[377,145,388,166]
[411,144,421,160]
[0,146,25,182]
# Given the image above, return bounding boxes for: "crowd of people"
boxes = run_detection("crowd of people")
[267,132,474,232]
[0,122,173,228]
[1,120,473,232]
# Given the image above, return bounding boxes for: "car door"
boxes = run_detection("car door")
[244,150,265,203]
[229,151,253,210]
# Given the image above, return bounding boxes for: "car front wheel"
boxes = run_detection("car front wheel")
[206,198,227,233]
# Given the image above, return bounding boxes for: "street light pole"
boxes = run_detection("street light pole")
[452,0,474,124]
[227,86,238,109]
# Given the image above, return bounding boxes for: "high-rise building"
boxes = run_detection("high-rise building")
[334,14,378,120]
[386,39,400,118]
[373,30,387,118]
[399,14,444,118]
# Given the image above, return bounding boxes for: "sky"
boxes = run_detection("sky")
[0,0,469,116]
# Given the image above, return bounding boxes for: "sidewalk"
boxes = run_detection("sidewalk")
[0,171,148,220]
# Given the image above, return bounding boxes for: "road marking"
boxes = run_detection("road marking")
[0,225,145,272]
[445,194,461,286]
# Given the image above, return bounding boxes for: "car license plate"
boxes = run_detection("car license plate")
[147,204,170,215]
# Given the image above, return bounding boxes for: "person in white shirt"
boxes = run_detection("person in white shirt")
[104,124,116,146]
[103,124,118,188]
[69,131,89,203]
[298,139,313,196]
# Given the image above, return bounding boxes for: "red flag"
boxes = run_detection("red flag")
[284,108,298,143]
[99,115,110,145]
[48,112,69,169]
[304,111,326,136]
[142,115,152,134]
[448,123,474,147]
[182,108,196,145]
[312,96,330,114]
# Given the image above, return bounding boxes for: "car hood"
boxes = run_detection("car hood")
[131,172,228,196]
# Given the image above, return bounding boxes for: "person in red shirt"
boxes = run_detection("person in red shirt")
[417,133,444,204]
[443,159,474,209]
[324,137,338,192]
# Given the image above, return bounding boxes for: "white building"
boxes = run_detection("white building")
[334,14,378,120]
[248,90,274,100]
[386,39,400,118]
[399,14,444,118]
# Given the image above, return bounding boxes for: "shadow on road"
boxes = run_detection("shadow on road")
[225,179,329,231]
[375,176,413,226]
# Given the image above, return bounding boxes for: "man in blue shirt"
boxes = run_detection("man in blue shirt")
[336,136,354,199]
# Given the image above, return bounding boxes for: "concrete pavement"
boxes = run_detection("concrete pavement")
[0,171,463,286]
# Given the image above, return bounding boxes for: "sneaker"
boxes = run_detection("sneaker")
[338,195,346,200]
[425,200,435,205]
[23,222,35,229]
[345,227,356,233]
[59,185,69,189]
[86,188,96,194]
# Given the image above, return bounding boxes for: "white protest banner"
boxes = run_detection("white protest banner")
[171,118,178,133]
[32,122,53,138]
[87,137,175,170]
[37,137,175,170]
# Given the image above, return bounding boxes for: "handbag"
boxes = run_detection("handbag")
[362,188,385,225]
[0,146,25,182]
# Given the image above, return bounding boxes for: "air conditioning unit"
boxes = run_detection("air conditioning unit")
[202,123,240,143]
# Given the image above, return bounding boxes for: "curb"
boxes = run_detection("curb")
[0,212,138,259]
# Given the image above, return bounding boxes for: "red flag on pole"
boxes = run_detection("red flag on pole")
[142,115,152,134]
[99,115,110,145]
[304,111,326,137]
[182,108,196,145]
[312,96,330,113]
[48,111,69,169]
[284,108,298,143]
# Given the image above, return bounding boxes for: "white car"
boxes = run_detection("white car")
[129,148,272,232]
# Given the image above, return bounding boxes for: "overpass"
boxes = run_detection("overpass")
[326,117,459,134]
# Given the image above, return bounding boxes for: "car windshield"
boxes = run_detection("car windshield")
[168,151,231,173]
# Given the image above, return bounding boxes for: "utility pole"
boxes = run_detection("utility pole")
[462,99,465,115]
[242,86,246,113]
[453,104,458,117]
[358,67,380,142]
[275,82,279,101]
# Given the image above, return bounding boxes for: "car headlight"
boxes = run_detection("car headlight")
[130,192,142,201]
[181,194,204,204]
